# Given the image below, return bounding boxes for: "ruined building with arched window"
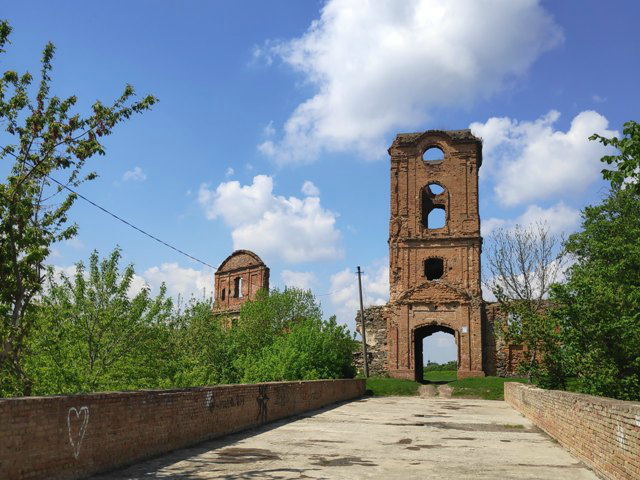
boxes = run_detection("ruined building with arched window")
[355,129,520,380]
[213,250,270,318]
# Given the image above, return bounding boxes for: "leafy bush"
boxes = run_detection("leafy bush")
[240,316,356,382]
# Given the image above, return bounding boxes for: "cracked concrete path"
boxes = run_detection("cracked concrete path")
[92,396,597,480]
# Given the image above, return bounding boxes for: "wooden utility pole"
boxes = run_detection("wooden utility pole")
[357,266,369,378]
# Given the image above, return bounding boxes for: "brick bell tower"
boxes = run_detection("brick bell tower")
[386,129,485,380]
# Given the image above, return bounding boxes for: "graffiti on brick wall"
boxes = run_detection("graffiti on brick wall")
[273,385,289,407]
[67,406,89,459]
[256,385,269,423]
[204,390,245,412]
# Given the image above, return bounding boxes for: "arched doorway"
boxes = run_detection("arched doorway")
[413,324,457,382]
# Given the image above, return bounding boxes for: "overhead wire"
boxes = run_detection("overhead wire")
[1,145,217,270]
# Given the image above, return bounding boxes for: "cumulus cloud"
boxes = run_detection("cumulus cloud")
[471,110,618,205]
[225,167,235,177]
[482,202,581,237]
[52,262,214,301]
[281,270,317,290]
[257,0,562,164]
[301,180,320,196]
[198,175,343,263]
[65,238,84,250]
[329,260,389,329]
[122,166,147,182]
[141,263,214,300]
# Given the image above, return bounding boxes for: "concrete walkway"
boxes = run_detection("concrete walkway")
[93,396,597,479]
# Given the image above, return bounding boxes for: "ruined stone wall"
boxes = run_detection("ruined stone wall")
[505,383,640,480]
[0,379,365,480]
[353,306,388,376]
[483,302,537,377]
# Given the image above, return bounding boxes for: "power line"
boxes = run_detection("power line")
[2,145,216,269]
[47,174,217,270]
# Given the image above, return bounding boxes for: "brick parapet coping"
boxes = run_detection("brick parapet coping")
[0,379,365,480]
[505,382,640,480]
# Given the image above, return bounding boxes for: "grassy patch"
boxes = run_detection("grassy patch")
[361,372,527,400]
[423,370,457,383]
[450,376,527,401]
[364,376,421,396]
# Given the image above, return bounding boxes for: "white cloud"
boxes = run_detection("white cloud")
[122,166,147,182]
[225,167,235,177]
[329,260,389,329]
[482,201,580,237]
[51,262,214,301]
[263,120,276,138]
[198,175,343,263]
[301,180,320,196]
[471,110,618,205]
[281,270,317,290]
[141,263,215,300]
[65,238,84,250]
[257,0,562,164]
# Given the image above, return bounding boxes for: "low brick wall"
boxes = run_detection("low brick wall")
[505,382,640,480]
[0,379,365,480]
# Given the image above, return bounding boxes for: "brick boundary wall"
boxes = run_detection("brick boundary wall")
[0,379,365,480]
[505,382,640,480]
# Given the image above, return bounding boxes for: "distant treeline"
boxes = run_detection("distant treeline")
[424,361,457,371]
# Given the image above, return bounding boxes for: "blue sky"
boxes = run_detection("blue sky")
[3,1,639,362]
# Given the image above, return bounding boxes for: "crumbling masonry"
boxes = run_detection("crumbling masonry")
[213,250,269,316]
[355,129,526,379]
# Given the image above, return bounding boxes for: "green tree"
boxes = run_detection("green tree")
[240,316,356,383]
[590,120,640,193]
[0,21,157,395]
[551,187,640,400]
[233,287,355,382]
[234,287,323,356]
[25,249,173,395]
[170,298,240,387]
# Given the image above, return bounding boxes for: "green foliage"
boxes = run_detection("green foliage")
[364,376,421,396]
[240,316,356,382]
[3,261,357,397]
[485,223,568,386]
[450,377,527,401]
[23,249,173,395]
[0,20,157,395]
[590,120,640,193]
[423,370,457,382]
[550,187,640,400]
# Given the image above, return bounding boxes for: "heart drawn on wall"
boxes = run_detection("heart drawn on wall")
[67,406,90,459]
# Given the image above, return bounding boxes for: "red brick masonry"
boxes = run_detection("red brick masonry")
[505,382,640,480]
[0,379,365,480]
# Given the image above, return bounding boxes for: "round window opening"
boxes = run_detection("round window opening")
[423,146,444,163]
[425,258,444,280]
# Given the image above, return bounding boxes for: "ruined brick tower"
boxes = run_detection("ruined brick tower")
[387,129,485,380]
[213,250,269,315]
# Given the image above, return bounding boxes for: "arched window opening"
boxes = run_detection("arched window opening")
[221,288,226,301]
[425,258,444,280]
[423,146,444,163]
[422,184,447,229]
[234,277,243,298]
[427,207,446,229]
[428,183,444,195]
